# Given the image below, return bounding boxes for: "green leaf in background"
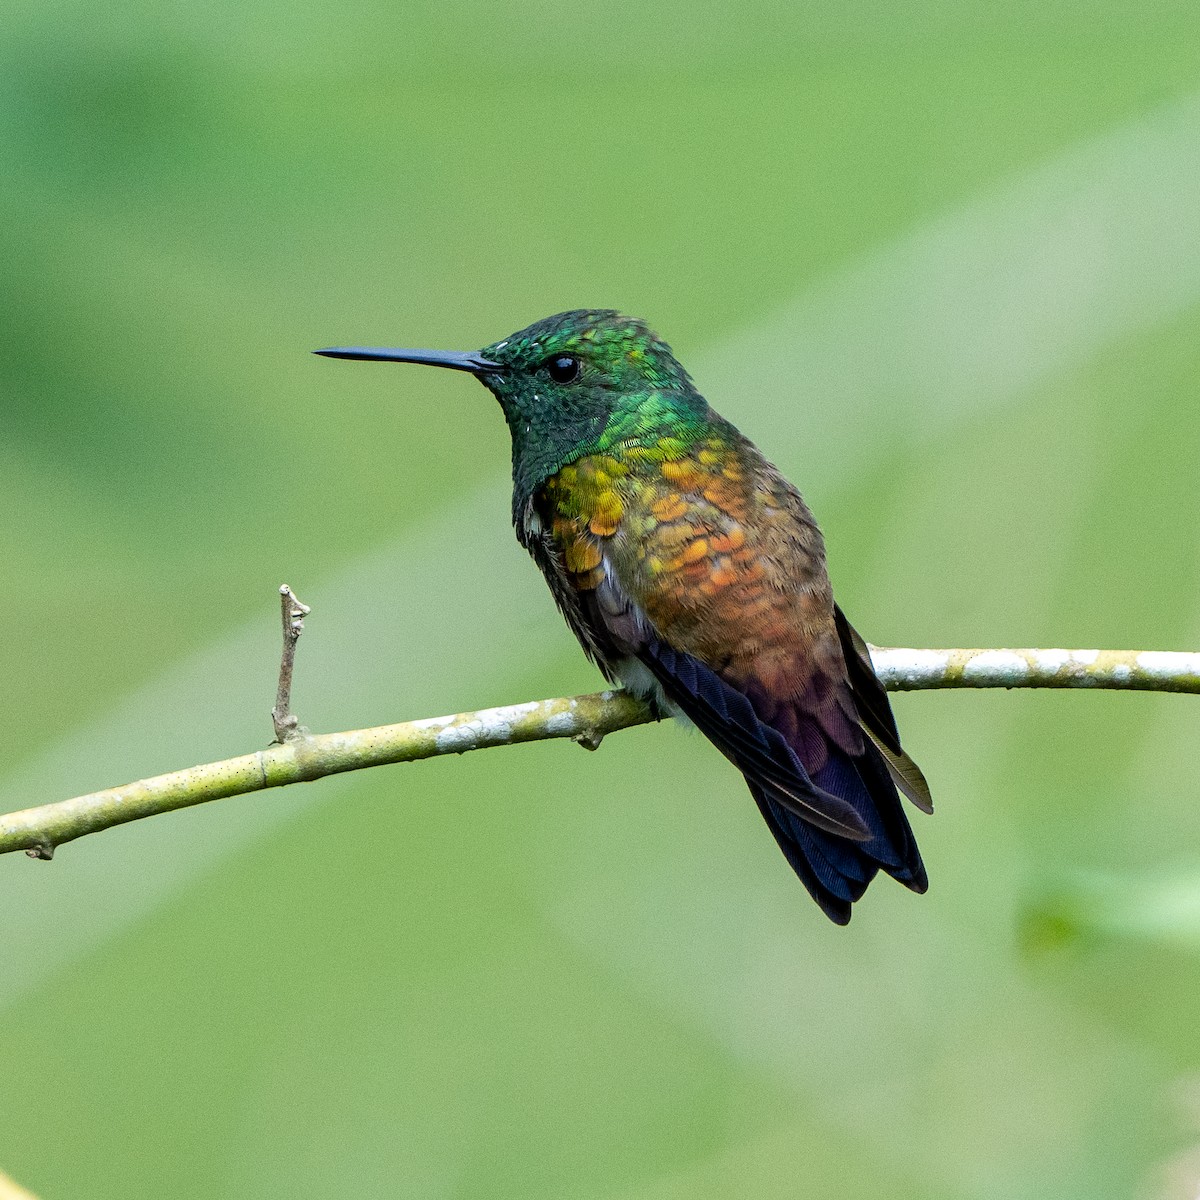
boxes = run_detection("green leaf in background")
[1025,867,1200,953]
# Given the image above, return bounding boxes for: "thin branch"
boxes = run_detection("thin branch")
[871,645,1200,693]
[271,584,311,744]
[1,645,1197,861]
[1,690,652,860]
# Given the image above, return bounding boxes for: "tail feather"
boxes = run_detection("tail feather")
[633,632,928,923]
[754,739,927,922]
[749,783,867,924]
[852,740,928,892]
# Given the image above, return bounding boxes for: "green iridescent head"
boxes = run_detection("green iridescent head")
[480,308,693,395]
[316,310,707,513]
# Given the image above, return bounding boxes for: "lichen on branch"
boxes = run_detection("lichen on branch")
[0,642,1196,861]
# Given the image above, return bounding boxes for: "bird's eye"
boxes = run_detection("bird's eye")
[545,354,581,384]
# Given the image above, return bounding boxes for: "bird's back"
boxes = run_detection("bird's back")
[529,417,929,922]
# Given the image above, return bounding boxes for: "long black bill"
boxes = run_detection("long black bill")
[313,346,503,374]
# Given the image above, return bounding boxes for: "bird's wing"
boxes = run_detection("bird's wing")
[834,605,934,814]
[637,634,871,839]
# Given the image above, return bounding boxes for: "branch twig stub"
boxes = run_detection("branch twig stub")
[271,584,311,744]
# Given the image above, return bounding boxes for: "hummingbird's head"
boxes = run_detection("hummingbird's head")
[477,309,693,408]
[315,309,703,508]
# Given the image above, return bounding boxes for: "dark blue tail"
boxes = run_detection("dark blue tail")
[750,740,927,924]
[637,633,928,924]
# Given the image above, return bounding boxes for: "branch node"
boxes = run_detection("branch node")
[573,730,605,752]
[26,840,55,861]
[271,585,311,744]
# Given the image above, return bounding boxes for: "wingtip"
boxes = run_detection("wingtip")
[767,780,873,841]
[868,732,934,814]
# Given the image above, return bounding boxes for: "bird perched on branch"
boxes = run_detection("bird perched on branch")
[317,310,931,922]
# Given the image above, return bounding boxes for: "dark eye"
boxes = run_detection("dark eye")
[545,354,581,384]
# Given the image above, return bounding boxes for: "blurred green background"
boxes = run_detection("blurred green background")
[3,1,1200,1196]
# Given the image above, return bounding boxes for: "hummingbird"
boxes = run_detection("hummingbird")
[317,310,931,923]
